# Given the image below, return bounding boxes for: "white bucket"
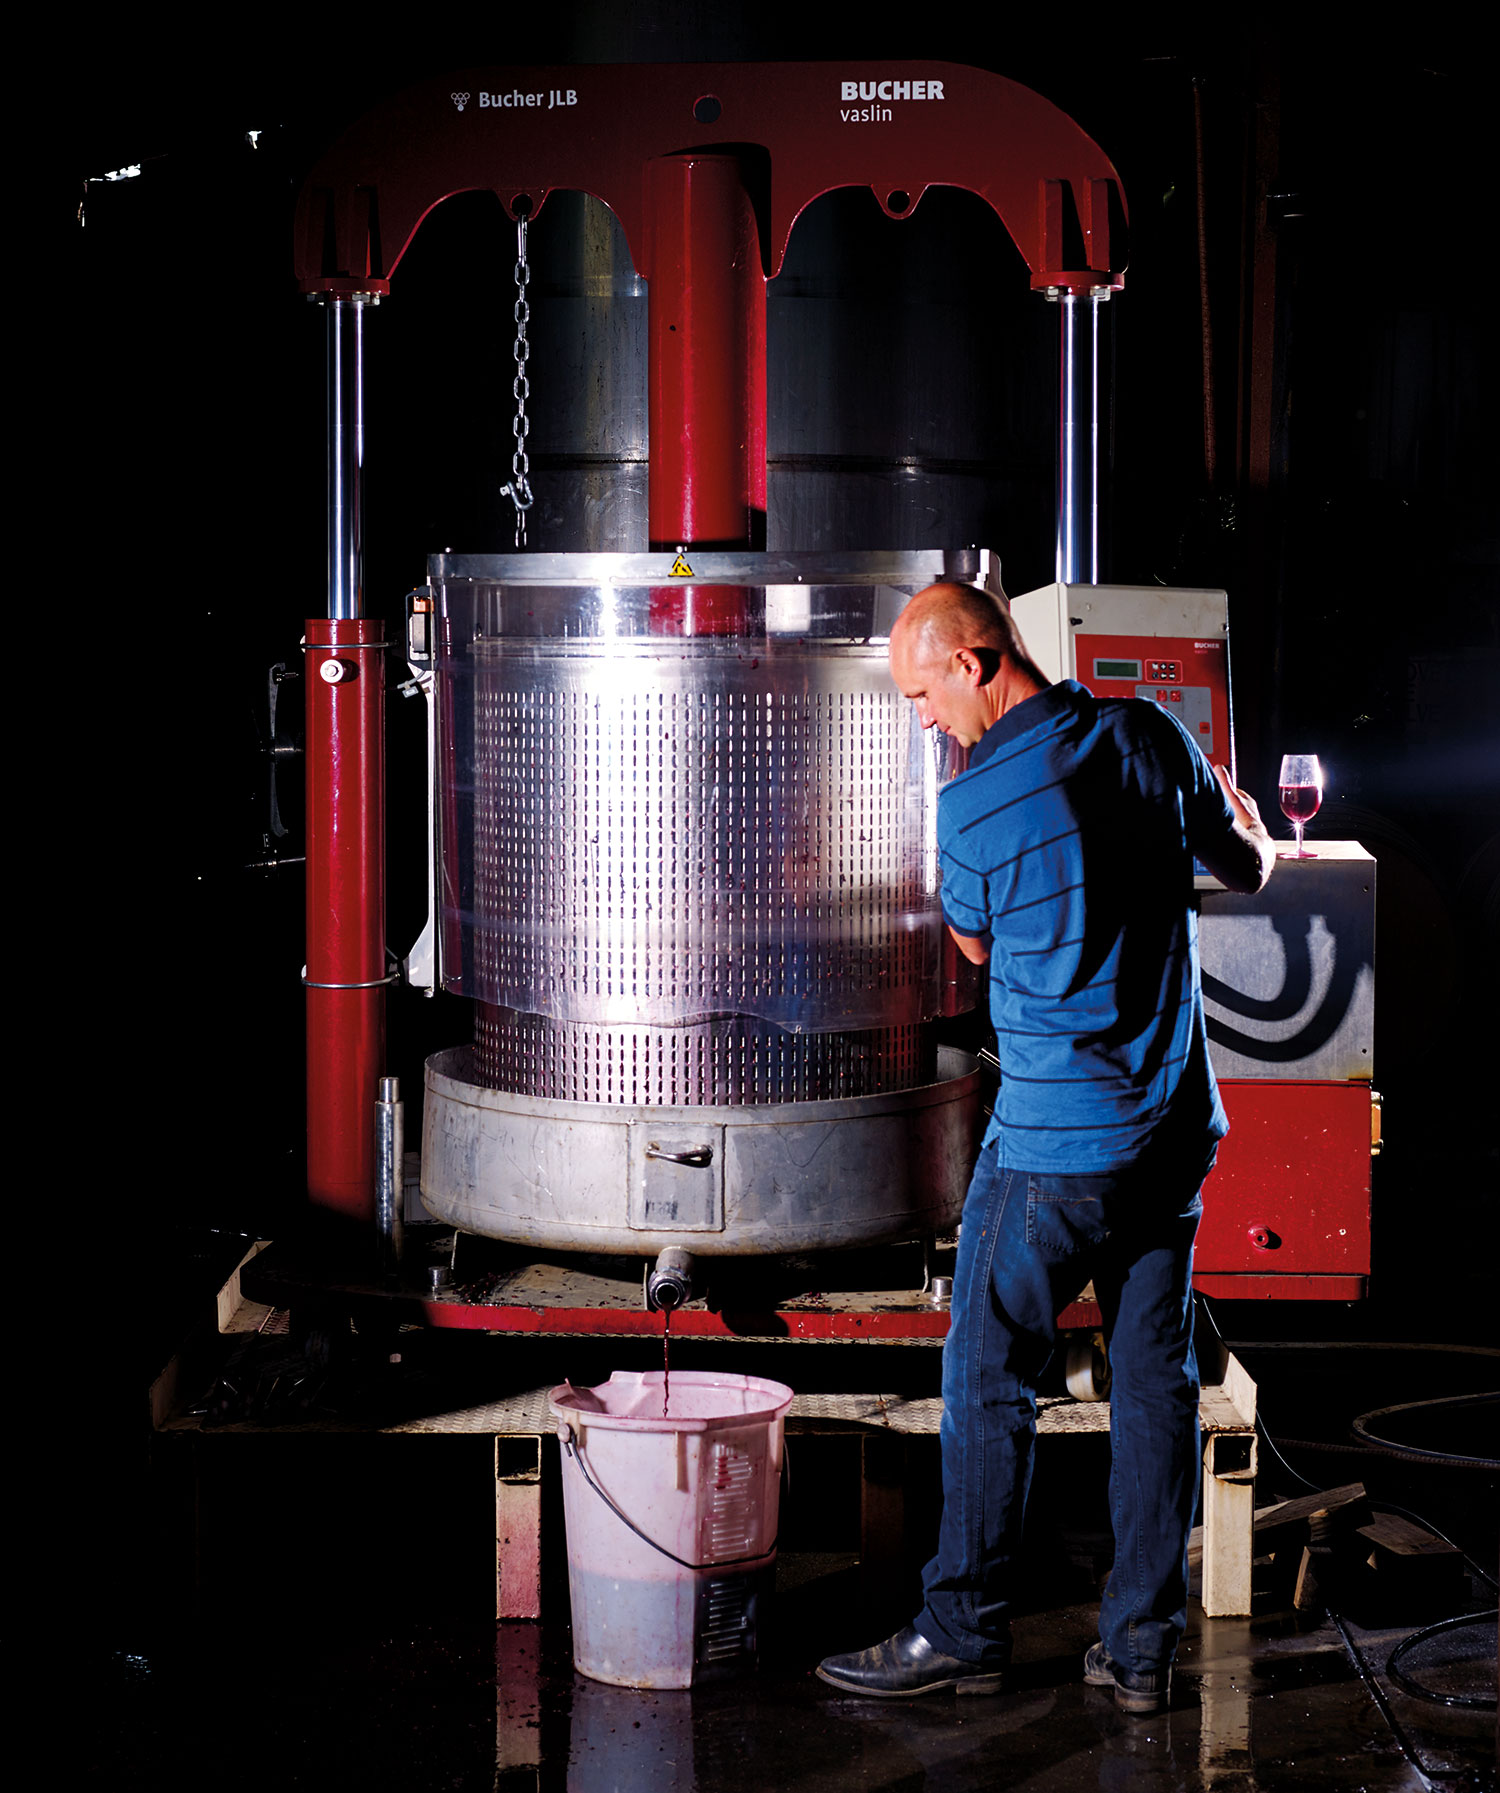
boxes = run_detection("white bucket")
[549,1370,795,1689]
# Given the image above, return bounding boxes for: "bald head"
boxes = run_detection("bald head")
[890,582,1024,664]
[888,582,1046,748]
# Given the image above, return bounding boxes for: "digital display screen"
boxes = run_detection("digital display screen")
[1093,658,1141,680]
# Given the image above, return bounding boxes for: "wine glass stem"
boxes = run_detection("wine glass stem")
[1295,820,1305,858]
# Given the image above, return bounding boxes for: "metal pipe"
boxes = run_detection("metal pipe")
[1193,77,1218,490]
[326,295,372,621]
[375,1074,405,1277]
[305,615,386,1220]
[645,154,766,633]
[1054,291,1108,587]
[647,1247,697,1312]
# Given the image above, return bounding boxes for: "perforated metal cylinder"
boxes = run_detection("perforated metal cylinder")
[432,555,977,1111]
[467,645,936,1023]
[473,1007,934,1105]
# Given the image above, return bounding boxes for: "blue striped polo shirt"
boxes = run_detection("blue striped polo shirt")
[939,680,1238,1172]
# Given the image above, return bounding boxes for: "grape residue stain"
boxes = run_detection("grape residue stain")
[662,1306,671,1417]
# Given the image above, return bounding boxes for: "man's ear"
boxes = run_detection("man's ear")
[963,646,1003,687]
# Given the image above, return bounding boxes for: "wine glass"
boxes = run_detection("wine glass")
[1277,754,1323,859]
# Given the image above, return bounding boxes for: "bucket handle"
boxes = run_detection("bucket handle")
[560,1424,780,1573]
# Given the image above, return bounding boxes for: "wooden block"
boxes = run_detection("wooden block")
[1292,1544,1331,1612]
[1356,1513,1460,1559]
[1354,1512,1465,1609]
[1255,1482,1367,1529]
[1189,1482,1368,1566]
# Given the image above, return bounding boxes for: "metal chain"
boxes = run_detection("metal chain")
[499,214,535,547]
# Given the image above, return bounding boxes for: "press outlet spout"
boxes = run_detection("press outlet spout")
[647,1247,697,1312]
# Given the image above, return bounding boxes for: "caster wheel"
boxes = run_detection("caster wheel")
[1064,1335,1111,1402]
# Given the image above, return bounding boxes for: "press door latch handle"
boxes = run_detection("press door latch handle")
[645,1144,714,1168]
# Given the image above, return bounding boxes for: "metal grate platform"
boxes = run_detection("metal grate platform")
[385,1388,1110,1436]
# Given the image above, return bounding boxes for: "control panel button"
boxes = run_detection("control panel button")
[1136,682,1214,754]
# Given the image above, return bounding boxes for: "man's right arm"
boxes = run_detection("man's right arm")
[936,790,996,962]
[948,925,991,965]
[1197,764,1275,894]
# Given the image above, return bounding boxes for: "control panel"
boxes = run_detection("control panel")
[1008,585,1233,779]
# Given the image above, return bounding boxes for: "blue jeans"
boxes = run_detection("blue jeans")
[915,1137,1212,1674]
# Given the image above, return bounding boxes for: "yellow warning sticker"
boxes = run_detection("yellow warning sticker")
[669,551,693,577]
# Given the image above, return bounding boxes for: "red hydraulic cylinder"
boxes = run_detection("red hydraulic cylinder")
[645,153,766,634]
[304,616,386,1222]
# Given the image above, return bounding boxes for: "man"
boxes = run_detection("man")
[817,583,1274,1714]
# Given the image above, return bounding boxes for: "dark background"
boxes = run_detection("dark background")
[55,3,1496,1646]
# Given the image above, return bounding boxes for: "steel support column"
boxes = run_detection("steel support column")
[305,616,386,1221]
[307,291,384,1222]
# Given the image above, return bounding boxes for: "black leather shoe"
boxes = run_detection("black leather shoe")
[1083,1640,1171,1715]
[817,1625,1006,1697]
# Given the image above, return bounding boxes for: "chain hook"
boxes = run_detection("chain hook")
[499,210,535,547]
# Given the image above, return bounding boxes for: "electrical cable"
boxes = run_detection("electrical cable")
[1325,1606,1476,1788]
[1351,1393,1500,1470]
[1254,1411,1318,1491]
[1246,1400,1497,1472]
[1386,1611,1499,1711]
[1265,1433,1497,1471]
[1222,1341,1500,1359]
[1197,1300,1499,1589]
[1194,1295,1499,1780]
[1257,1410,1500,1729]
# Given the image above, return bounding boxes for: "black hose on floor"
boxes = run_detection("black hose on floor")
[1351,1392,1500,1471]
[1195,1296,1499,1781]
[1325,1607,1480,1788]
[1386,1610,1499,1712]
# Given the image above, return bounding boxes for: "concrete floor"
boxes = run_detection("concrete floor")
[75,1321,1497,1792]
[81,1576,1495,1791]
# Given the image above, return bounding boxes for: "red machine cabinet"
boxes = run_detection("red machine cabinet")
[1196,1081,1374,1299]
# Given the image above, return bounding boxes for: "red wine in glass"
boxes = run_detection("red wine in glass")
[1277,754,1323,858]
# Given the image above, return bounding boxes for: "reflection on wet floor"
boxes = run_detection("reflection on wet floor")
[79,1574,1491,1791]
[533,1610,1367,1793]
[480,1577,1482,1793]
[1193,1667,1255,1787]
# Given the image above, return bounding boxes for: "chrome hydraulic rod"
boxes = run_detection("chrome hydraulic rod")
[325,294,373,620]
[1054,290,1108,586]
